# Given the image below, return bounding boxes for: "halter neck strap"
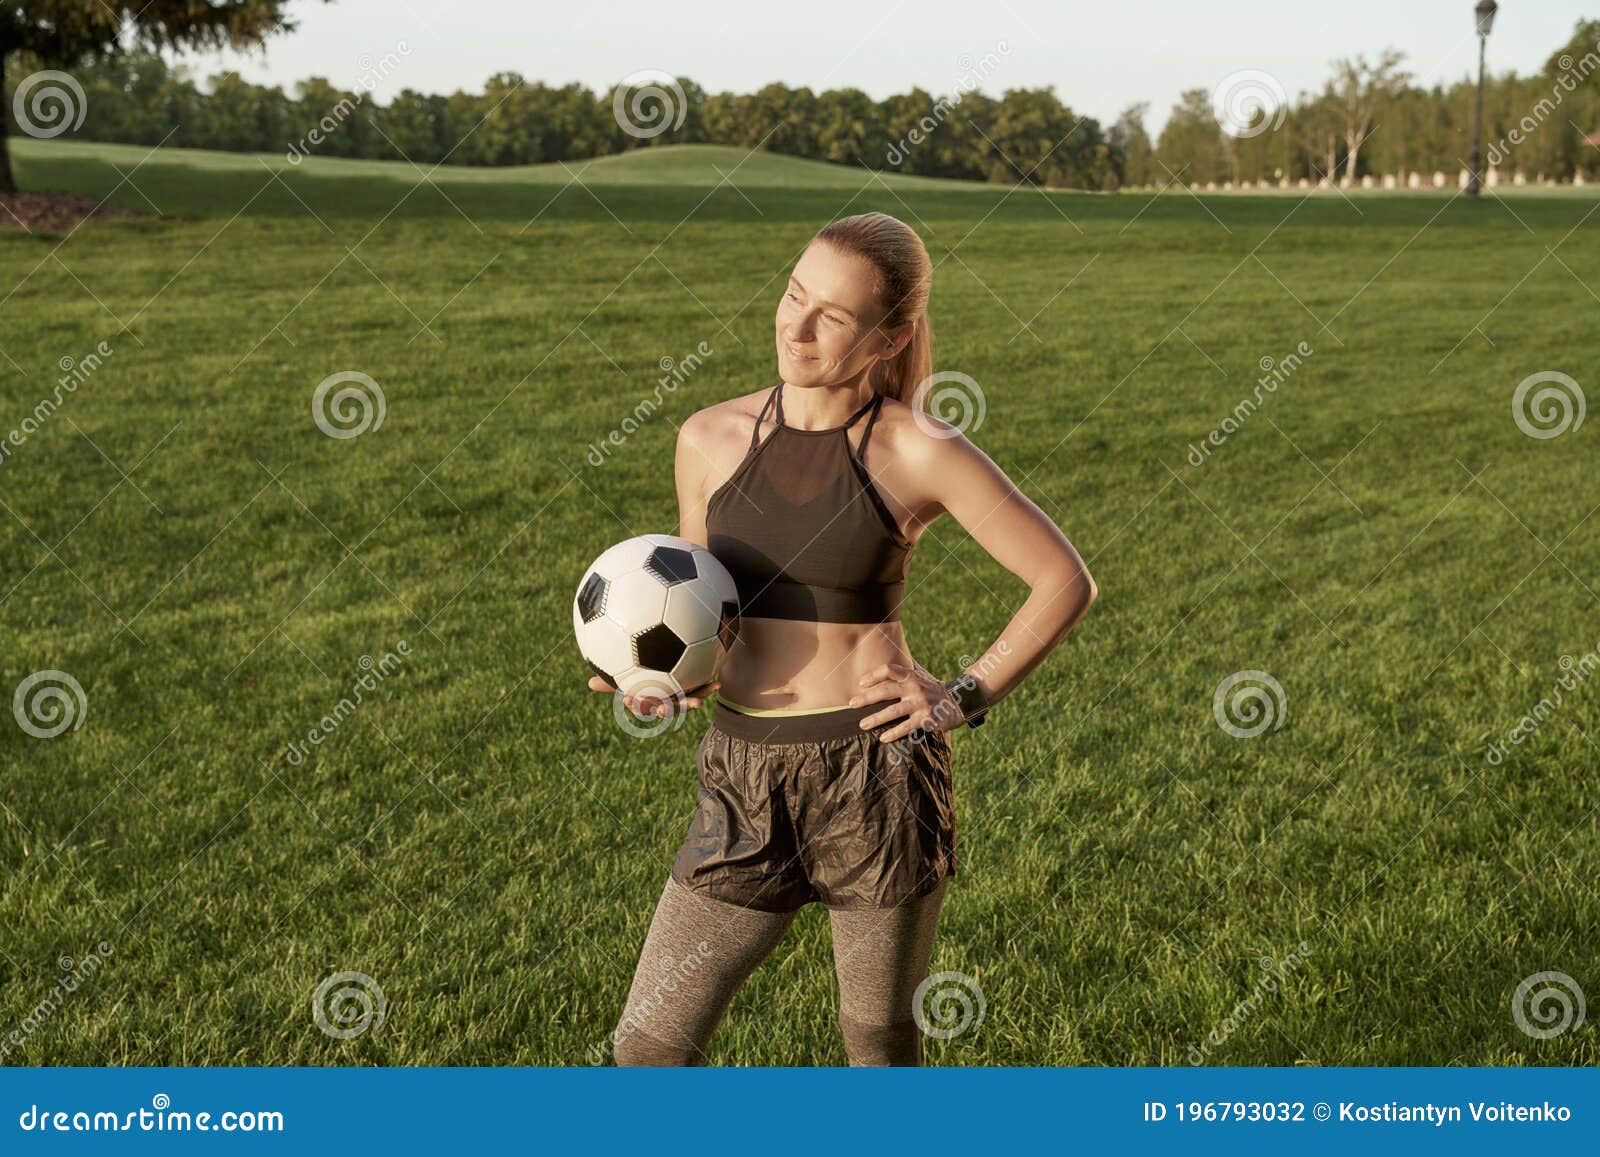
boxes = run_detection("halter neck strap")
[749,385,780,451]
[854,392,886,465]
[772,382,878,432]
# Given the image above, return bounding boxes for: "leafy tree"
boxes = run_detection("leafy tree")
[1297,84,1344,183]
[811,87,879,167]
[980,87,1104,188]
[745,81,817,156]
[370,88,450,164]
[1156,89,1224,186]
[1330,49,1410,182]
[195,70,290,152]
[879,87,941,175]
[1539,19,1600,180]
[1109,103,1153,186]
[1,1,318,193]
[696,90,749,151]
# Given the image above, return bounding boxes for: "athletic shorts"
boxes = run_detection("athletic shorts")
[669,700,957,912]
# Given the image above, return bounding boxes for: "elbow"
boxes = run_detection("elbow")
[1078,566,1099,616]
[1036,563,1096,617]
[1062,560,1097,610]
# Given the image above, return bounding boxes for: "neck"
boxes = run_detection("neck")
[779,374,875,430]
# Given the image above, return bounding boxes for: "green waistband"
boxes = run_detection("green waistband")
[717,696,854,718]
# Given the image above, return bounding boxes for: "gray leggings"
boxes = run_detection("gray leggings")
[609,875,947,1066]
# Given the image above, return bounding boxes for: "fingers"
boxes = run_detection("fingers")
[589,675,617,693]
[622,680,722,719]
[880,718,937,743]
[856,661,909,689]
[857,699,913,731]
[672,680,720,715]
[846,684,903,709]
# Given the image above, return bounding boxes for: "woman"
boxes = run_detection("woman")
[590,211,1097,1066]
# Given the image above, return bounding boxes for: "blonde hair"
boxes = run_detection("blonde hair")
[812,212,933,406]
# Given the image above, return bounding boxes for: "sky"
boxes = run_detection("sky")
[173,0,1596,135]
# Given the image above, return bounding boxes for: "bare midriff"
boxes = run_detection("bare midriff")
[717,616,914,712]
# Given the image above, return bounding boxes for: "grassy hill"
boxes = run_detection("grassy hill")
[11,137,996,193]
[10,137,1083,223]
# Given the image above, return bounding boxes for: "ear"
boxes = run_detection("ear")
[880,323,913,361]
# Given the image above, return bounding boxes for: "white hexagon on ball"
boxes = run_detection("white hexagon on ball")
[672,635,723,693]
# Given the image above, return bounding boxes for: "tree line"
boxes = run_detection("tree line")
[4,17,1598,192]
[1149,22,1600,188]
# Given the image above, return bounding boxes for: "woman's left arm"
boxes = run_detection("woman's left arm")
[852,421,1098,739]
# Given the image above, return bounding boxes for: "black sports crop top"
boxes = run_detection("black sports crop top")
[705,382,913,623]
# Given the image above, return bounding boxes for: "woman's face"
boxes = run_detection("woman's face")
[775,242,898,388]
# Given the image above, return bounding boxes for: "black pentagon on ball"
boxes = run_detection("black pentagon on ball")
[585,658,616,687]
[576,572,608,623]
[634,623,689,673]
[643,545,698,586]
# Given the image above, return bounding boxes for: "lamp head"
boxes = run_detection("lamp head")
[1475,0,1498,38]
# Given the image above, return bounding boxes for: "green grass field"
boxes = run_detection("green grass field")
[1,138,1596,1066]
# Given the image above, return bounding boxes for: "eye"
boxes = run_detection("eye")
[824,314,847,325]
[785,290,800,302]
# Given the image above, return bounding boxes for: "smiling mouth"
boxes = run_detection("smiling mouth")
[785,343,814,360]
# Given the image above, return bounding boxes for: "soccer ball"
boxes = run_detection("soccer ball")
[573,534,740,699]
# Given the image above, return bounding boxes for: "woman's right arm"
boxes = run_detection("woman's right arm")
[673,407,716,549]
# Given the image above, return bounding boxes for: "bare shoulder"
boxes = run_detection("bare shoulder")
[864,391,995,534]
[680,386,772,453]
[870,390,985,469]
[678,387,778,498]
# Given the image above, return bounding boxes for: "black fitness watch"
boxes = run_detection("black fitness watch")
[944,674,990,729]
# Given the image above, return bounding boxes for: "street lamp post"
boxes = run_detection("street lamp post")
[1467,0,1498,198]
